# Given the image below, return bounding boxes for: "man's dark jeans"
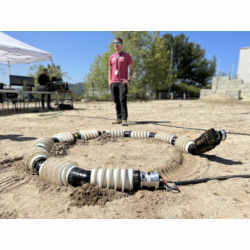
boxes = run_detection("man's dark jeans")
[38,85,52,109]
[41,94,51,109]
[111,82,128,121]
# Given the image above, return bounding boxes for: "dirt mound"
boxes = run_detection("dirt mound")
[69,184,128,207]
[92,132,117,145]
[37,182,72,193]
[50,142,73,156]
[0,208,18,219]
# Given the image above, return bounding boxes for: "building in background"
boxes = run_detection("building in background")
[237,47,250,83]
[200,47,250,100]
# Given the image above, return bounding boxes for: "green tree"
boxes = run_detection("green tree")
[162,33,216,87]
[84,51,112,98]
[29,63,70,87]
[143,33,172,98]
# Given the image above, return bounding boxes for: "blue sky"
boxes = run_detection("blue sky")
[0,31,249,85]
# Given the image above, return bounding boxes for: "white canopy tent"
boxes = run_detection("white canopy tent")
[0,32,53,64]
[0,32,53,86]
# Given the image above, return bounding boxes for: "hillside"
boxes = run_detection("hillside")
[69,82,84,96]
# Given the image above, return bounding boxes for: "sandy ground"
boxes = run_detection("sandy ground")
[0,98,250,219]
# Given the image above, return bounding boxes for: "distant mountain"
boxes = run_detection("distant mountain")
[69,82,84,96]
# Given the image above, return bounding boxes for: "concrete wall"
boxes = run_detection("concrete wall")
[200,75,250,100]
[216,89,241,99]
[241,90,250,99]
[200,89,214,98]
[200,88,241,99]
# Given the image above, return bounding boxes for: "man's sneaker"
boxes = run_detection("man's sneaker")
[112,119,122,124]
[122,120,128,126]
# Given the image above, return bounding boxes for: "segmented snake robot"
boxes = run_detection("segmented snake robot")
[25,128,227,192]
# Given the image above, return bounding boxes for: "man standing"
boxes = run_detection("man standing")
[38,68,52,110]
[109,37,134,126]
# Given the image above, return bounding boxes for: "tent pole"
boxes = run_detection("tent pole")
[8,61,11,87]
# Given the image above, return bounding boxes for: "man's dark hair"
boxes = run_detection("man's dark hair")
[114,37,123,44]
[43,68,48,72]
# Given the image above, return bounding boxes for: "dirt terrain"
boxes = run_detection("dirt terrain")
[0,98,250,219]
